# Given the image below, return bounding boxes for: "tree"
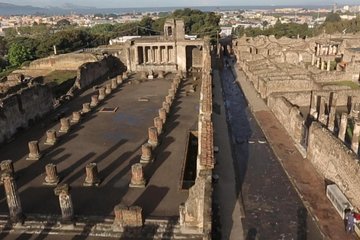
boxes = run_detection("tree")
[8,43,32,66]
[325,12,341,23]
[0,37,7,56]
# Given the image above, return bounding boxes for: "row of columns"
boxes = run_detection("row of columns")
[137,45,175,65]
[311,92,360,154]
[315,43,338,56]
[2,72,130,223]
[311,54,332,71]
[129,71,184,188]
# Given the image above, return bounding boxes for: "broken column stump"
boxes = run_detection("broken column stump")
[129,163,146,188]
[140,143,154,164]
[71,111,81,123]
[26,141,42,160]
[43,163,60,186]
[54,184,74,224]
[154,117,163,135]
[113,204,143,231]
[159,108,167,124]
[105,83,112,95]
[59,118,70,133]
[83,162,101,186]
[0,160,15,177]
[111,78,118,89]
[45,129,57,145]
[98,87,106,101]
[148,126,159,148]
[116,75,123,84]
[90,95,99,108]
[82,103,91,113]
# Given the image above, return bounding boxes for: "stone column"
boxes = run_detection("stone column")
[157,46,161,63]
[83,162,101,186]
[168,89,175,100]
[316,58,320,68]
[90,95,99,108]
[165,95,172,105]
[59,118,70,133]
[316,43,320,56]
[0,160,14,176]
[44,163,59,185]
[142,46,146,63]
[1,171,23,222]
[327,106,336,132]
[82,103,91,114]
[353,103,360,120]
[338,113,348,142]
[352,120,360,154]
[98,87,106,101]
[321,59,325,70]
[318,97,326,123]
[134,46,139,64]
[310,92,317,117]
[105,83,112,95]
[111,78,118,89]
[54,184,74,223]
[45,129,57,145]
[162,102,170,114]
[140,143,153,164]
[129,163,146,188]
[311,54,315,66]
[327,60,331,71]
[26,141,41,160]
[154,117,163,135]
[117,75,123,84]
[71,111,81,123]
[166,46,169,63]
[159,108,167,124]
[150,47,154,63]
[148,126,158,148]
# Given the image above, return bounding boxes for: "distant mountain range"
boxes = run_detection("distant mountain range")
[0,2,332,16]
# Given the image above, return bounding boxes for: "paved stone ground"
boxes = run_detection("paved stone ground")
[212,69,245,240]
[233,60,358,240]
[0,73,198,219]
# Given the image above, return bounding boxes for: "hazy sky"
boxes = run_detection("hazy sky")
[2,0,359,8]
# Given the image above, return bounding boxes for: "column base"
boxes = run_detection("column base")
[129,180,146,188]
[59,128,70,133]
[83,179,101,187]
[44,139,57,146]
[140,156,154,164]
[147,140,158,149]
[26,154,42,161]
[70,119,80,124]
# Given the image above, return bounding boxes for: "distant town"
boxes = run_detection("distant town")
[0,3,360,37]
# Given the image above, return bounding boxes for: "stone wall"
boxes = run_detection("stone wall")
[73,55,124,90]
[267,96,305,144]
[28,53,99,71]
[0,84,53,144]
[261,79,315,98]
[307,122,360,209]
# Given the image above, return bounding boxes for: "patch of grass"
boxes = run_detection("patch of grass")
[44,70,77,85]
[322,81,360,90]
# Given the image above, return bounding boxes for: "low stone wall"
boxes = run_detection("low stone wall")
[260,79,315,98]
[29,53,99,71]
[307,122,360,209]
[313,71,354,83]
[267,96,304,144]
[0,84,53,144]
[74,55,124,90]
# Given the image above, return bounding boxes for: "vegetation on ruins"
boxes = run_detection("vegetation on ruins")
[0,8,220,73]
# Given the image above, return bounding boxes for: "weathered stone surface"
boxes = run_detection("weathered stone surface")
[44,163,60,186]
[140,143,153,164]
[148,126,159,148]
[113,204,143,231]
[82,103,91,113]
[140,71,148,79]
[45,129,57,145]
[0,160,14,176]
[83,162,101,186]
[338,113,348,142]
[154,117,163,135]
[59,118,70,133]
[105,83,112,95]
[162,102,170,114]
[116,75,123,84]
[90,95,99,108]
[111,78,118,89]
[129,163,146,188]
[98,87,106,100]
[157,71,165,78]
[54,184,74,223]
[26,141,41,160]
[122,72,129,80]
[158,108,167,124]
[71,111,81,123]
[1,171,23,222]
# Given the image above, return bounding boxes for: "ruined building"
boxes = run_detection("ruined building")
[0,19,215,239]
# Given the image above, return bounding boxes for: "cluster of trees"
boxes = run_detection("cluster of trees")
[235,12,360,39]
[0,8,220,73]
